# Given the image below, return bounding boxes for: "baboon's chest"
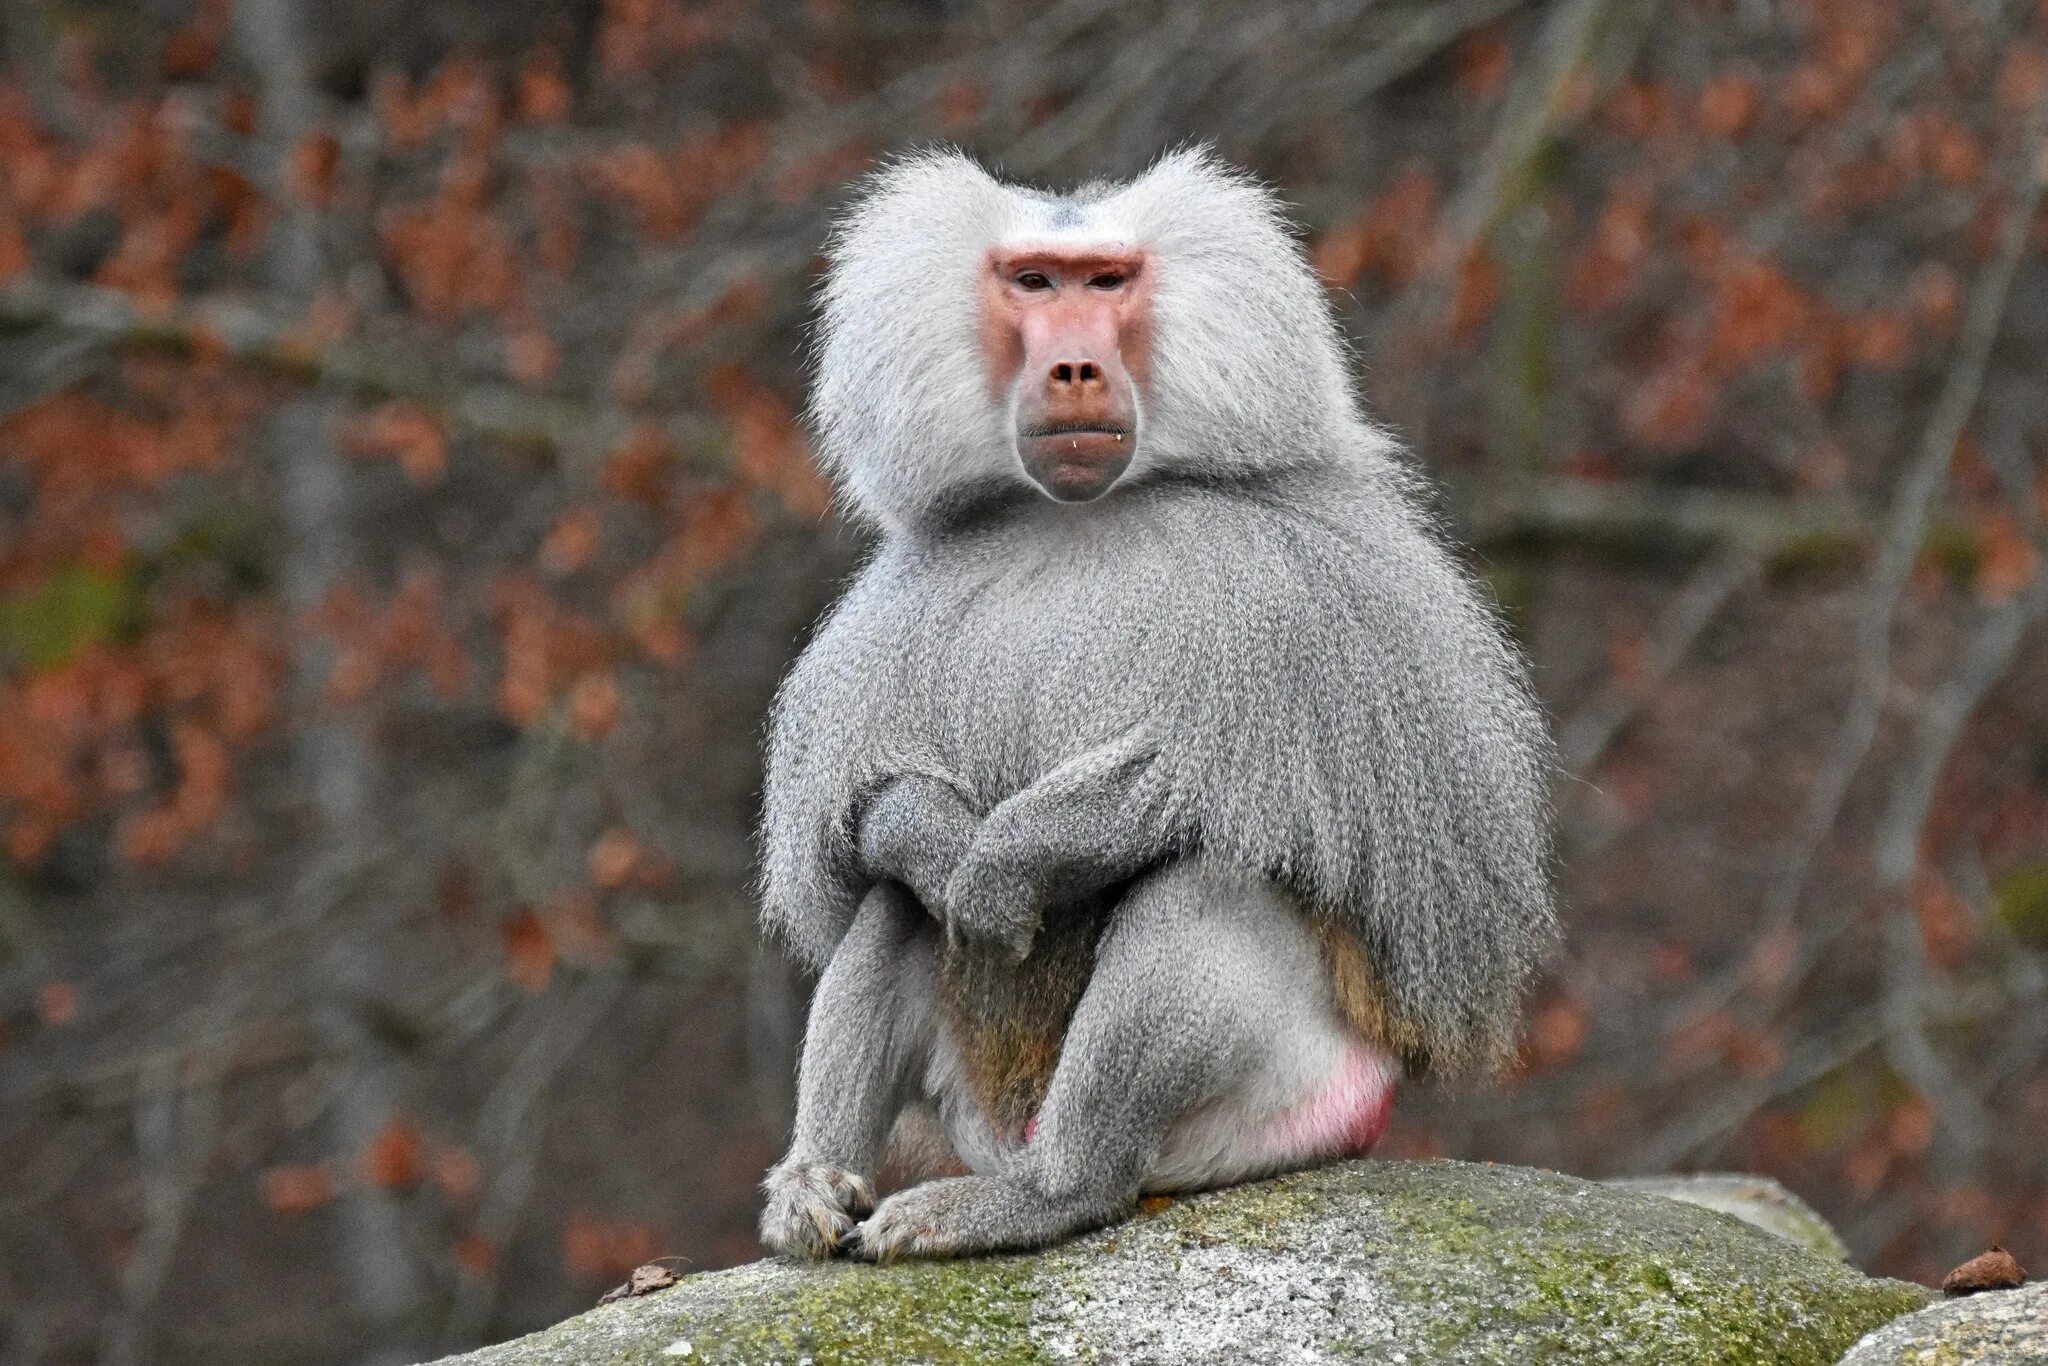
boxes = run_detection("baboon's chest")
[911,545,1183,801]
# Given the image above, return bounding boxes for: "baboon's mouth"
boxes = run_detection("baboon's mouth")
[1020,422,1132,440]
[1018,425,1136,502]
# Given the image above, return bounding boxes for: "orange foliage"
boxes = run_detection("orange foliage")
[1972,509,2038,603]
[1456,32,1512,103]
[488,575,616,726]
[312,571,471,704]
[118,720,231,865]
[1563,178,1654,313]
[1448,248,1499,346]
[504,317,561,384]
[361,1117,426,1189]
[35,980,76,1026]
[429,1143,483,1204]
[1522,995,1588,1070]
[1704,257,1815,371]
[600,427,676,507]
[1779,0,1890,126]
[1602,78,1677,142]
[1910,867,1973,969]
[380,163,522,324]
[935,79,984,132]
[587,125,767,240]
[289,130,342,206]
[1696,72,1760,140]
[1624,354,1718,450]
[706,365,831,519]
[587,827,649,890]
[0,209,27,283]
[567,671,623,740]
[1312,164,1440,289]
[1888,109,1986,188]
[501,909,556,993]
[610,484,757,661]
[0,596,281,867]
[528,167,581,277]
[2,391,234,527]
[516,47,574,125]
[343,401,449,486]
[371,57,502,151]
[260,1164,336,1216]
[595,0,724,78]
[1888,1094,1937,1158]
[541,508,603,577]
[774,139,872,206]
[1997,42,2048,113]
[451,1233,497,1276]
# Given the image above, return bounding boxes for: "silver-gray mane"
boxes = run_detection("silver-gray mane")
[810,146,1375,528]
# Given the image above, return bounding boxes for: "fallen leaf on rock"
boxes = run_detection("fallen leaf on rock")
[599,1262,680,1305]
[1942,1245,2026,1297]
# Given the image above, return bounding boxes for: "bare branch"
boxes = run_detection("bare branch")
[96,1046,223,1366]
[1751,87,2048,939]
[0,275,720,470]
[438,973,627,1351]
[1558,551,1758,775]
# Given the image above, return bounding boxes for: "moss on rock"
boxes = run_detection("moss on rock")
[435,1160,1931,1366]
[1604,1173,1852,1260]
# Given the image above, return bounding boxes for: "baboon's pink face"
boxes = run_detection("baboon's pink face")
[978,244,1153,503]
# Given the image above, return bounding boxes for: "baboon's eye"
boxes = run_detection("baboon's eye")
[1087,273,1125,290]
[1015,271,1053,291]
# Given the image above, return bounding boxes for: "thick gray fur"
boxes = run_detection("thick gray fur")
[758,147,1558,1260]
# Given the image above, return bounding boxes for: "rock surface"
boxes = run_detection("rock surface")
[1605,1172,1852,1260]
[436,1159,1931,1366]
[1837,1281,2044,1365]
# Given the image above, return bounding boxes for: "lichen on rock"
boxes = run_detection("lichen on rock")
[1836,1281,2045,1365]
[432,1159,1932,1366]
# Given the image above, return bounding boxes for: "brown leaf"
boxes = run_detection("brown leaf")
[598,1262,677,1305]
[1942,1246,2026,1297]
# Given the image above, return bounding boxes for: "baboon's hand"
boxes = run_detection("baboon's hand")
[940,843,1041,962]
[759,1162,876,1260]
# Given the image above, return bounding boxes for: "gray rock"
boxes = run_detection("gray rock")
[1836,1281,2044,1365]
[434,1159,1931,1366]
[1605,1173,1851,1260]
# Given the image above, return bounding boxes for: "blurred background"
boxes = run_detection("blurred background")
[1,0,2046,1360]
